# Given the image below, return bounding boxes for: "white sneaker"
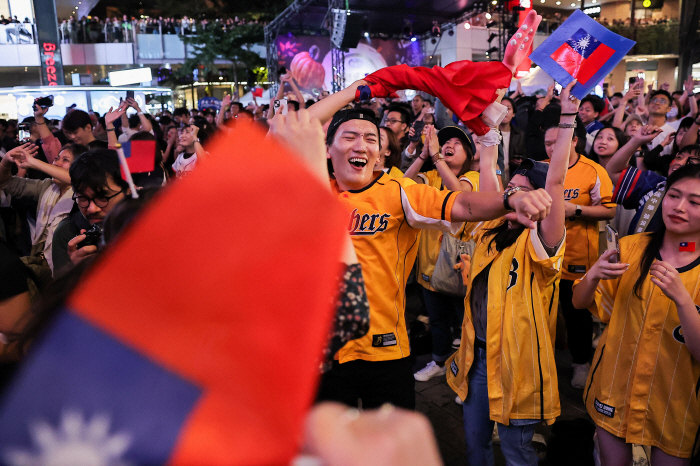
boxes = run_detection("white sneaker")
[571,362,591,389]
[455,395,463,405]
[414,361,447,381]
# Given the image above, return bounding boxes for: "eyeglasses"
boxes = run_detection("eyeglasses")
[385,119,404,125]
[650,98,670,105]
[72,190,123,208]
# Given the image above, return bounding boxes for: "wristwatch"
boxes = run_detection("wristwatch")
[575,205,582,217]
[503,186,522,211]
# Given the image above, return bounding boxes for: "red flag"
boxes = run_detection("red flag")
[119,140,156,179]
[680,242,696,252]
[3,126,347,465]
[362,62,512,136]
[252,87,264,98]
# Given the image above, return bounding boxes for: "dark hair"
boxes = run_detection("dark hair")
[0,119,7,129]
[588,126,628,164]
[231,102,244,112]
[62,109,92,132]
[305,99,316,108]
[69,148,129,196]
[60,143,88,159]
[379,127,401,169]
[633,163,700,298]
[612,92,623,99]
[128,114,140,129]
[102,186,161,244]
[326,108,380,147]
[581,95,605,114]
[159,115,172,126]
[482,219,526,253]
[387,105,411,125]
[650,89,672,105]
[238,109,254,119]
[543,113,586,144]
[288,100,300,112]
[173,107,190,118]
[501,96,516,109]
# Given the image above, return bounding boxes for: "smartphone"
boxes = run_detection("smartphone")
[18,123,30,142]
[605,225,620,264]
[410,120,425,142]
[126,90,135,100]
[628,77,637,86]
[426,107,435,114]
[554,83,562,94]
[274,98,288,115]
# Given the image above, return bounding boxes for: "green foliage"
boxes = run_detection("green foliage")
[178,23,265,78]
[609,22,679,55]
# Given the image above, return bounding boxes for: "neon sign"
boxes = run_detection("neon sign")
[41,42,60,86]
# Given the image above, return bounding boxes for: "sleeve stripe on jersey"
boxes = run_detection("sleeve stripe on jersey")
[529,225,565,262]
[613,168,639,204]
[400,186,461,233]
[590,175,603,206]
[417,173,429,184]
[441,191,456,221]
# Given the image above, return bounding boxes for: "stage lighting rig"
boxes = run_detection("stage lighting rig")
[486,20,497,28]
[487,32,498,43]
[431,21,441,37]
[486,46,499,54]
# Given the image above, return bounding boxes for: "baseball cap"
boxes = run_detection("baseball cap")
[513,159,549,190]
[437,126,476,156]
[326,108,380,146]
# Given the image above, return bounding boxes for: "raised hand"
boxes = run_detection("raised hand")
[33,100,49,120]
[221,93,231,109]
[559,80,580,114]
[502,10,542,73]
[536,82,555,111]
[268,109,327,183]
[510,188,552,229]
[631,125,662,144]
[425,125,439,158]
[125,97,141,112]
[661,82,670,92]
[684,75,696,95]
[104,103,127,127]
[6,143,38,163]
[10,146,37,169]
[650,261,691,305]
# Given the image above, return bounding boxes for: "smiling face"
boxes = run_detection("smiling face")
[442,136,469,174]
[178,125,196,148]
[593,128,620,157]
[578,101,599,125]
[52,149,75,188]
[668,149,700,176]
[327,119,380,191]
[64,124,94,146]
[662,178,700,235]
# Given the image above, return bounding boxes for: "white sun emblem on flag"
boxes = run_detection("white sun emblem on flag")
[572,34,592,55]
[3,410,133,466]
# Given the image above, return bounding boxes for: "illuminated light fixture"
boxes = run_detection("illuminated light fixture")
[642,0,651,6]
[491,0,497,4]
[592,0,597,2]
[487,46,499,54]
[410,36,417,42]
[364,32,369,37]
[540,0,545,3]
[486,20,497,28]
[556,1,561,4]
[219,76,223,80]
[485,12,492,19]
[571,3,575,5]
[464,22,471,29]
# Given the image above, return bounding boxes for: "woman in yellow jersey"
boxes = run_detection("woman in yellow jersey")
[572,163,700,465]
[446,81,578,466]
[375,126,405,179]
[403,124,479,381]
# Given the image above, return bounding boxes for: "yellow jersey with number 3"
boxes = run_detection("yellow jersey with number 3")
[575,234,700,458]
[446,220,564,425]
[331,172,462,363]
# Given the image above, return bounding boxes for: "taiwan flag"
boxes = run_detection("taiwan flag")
[0,125,347,464]
[121,139,156,174]
[252,86,264,98]
[680,242,696,252]
[529,10,635,99]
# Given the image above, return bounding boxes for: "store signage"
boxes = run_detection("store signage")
[584,6,601,14]
[32,0,65,85]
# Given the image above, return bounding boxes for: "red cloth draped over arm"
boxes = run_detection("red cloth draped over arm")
[363,61,513,135]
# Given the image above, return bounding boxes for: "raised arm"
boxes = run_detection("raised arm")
[12,146,70,184]
[287,73,306,109]
[450,188,551,227]
[424,125,472,192]
[680,116,700,148]
[539,81,576,247]
[403,142,430,182]
[217,94,231,128]
[605,125,662,185]
[307,80,366,126]
[127,97,152,133]
[33,102,60,163]
[104,104,127,147]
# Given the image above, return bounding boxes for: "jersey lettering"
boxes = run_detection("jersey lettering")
[564,188,580,201]
[348,209,391,236]
[674,306,700,344]
[507,258,519,292]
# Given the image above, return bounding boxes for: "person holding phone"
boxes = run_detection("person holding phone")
[572,163,700,465]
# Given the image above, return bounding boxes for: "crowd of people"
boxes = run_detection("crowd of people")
[56,15,260,44]
[2,8,700,464]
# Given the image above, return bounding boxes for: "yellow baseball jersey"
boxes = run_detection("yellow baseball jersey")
[331,172,462,363]
[384,166,406,180]
[446,220,565,425]
[416,170,480,291]
[562,155,615,281]
[576,234,700,458]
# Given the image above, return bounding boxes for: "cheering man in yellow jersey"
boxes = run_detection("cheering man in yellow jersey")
[446,81,579,465]
[303,79,552,410]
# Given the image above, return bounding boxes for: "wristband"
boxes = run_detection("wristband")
[481,101,508,127]
[558,123,576,128]
[560,112,578,116]
[137,111,144,115]
[35,120,47,125]
[479,128,502,147]
[106,128,116,132]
